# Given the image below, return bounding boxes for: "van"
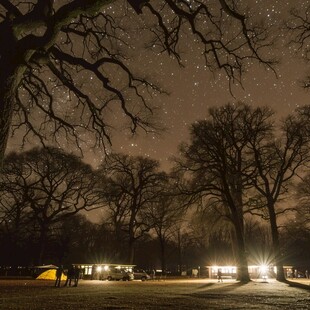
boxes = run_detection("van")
[133,269,151,281]
[105,268,134,281]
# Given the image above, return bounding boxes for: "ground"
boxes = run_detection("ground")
[0,278,309,309]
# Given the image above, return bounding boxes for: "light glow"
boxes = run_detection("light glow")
[259,265,268,274]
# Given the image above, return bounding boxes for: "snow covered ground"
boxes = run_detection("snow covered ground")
[0,278,309,309]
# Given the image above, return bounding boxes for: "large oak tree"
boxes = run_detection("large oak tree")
[175,103,274,282]
[247,106,310,281]
[0,0,273,166]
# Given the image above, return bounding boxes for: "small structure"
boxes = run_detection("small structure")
[207,266,236,279]
[206,265,293,280]
[73,263,136,280]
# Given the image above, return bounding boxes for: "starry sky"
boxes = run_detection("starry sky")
[7,0,310,172]
[106,0,310,171]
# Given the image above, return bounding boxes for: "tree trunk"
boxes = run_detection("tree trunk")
[229,200,250,282]
[0,24,25,167]
[232,222,250,282]
[226,171,250,282]
[127,232,135,264]
[268,201,286,282]
[38,225,49,265]
[177,229,182,274]
[159,236,166,272]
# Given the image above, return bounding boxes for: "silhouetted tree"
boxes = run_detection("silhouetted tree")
[246,106,310,281]
[146,180,187,271]
[278,170,310,267]
[287,6,310,88]
[175,103,274,282]
[0,167,33,264]
[0,193,34,265]
[98,152,167,264]
[186,203,235,266]
[295,173,310,227]
[0,147,100,264]
[281,220,310,268]
[0,0,274,166]
[244,218,272,267]
[51,214,100,264]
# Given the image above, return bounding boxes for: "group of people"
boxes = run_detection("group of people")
[55,265,81,287]
[289,269,309,279]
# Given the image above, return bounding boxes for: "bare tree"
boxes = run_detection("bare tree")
[175,103,273,282]
[244,218,272,268]
[146,180,187,272]
[281,219,310,268]
[247,106,310,281]
[0,180,33,265]
[98,152,167,264]
[0,146,100,264]
[286,5,310,88]
[186,200,236,266]
[0,0,274,166]
[295,174,310,228]
[52,214,100,264]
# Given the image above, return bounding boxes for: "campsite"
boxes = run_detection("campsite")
[33,265,67,281]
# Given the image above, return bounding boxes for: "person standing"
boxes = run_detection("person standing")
[55,265,63,287]
[64,265,74,287]
[294,269,298,279]
[74,266,80,287]
[152,269,156,280]
[217,269,223,282]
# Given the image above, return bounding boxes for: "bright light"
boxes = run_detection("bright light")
[96,266,102,272]
[103,265,109,271]
[259,265,268,274]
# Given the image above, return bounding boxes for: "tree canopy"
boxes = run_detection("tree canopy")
[0,0,274,166]
[0,146,100,264]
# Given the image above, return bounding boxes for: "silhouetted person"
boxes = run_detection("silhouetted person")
[217,269,223,282]
[91,264,97,280]
[305,270,309,279]
[74,266,80,287]
[55,265,63,287]
[64,265,74,287]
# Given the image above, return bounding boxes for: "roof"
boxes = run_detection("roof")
[32,264,59,269]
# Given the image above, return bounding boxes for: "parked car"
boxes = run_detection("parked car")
[133,269,151,281]
[105,268,134,281]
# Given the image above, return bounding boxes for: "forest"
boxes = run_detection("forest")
[1,1,310,283]
[1,103,310,282]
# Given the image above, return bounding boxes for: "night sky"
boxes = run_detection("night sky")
[7,0,310,172]
[106,0,310,171]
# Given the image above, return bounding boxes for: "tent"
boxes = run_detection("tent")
[36,267,67,281]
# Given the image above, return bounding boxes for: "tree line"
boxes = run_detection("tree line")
[2,0,310,283]
[1,103,310,281]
